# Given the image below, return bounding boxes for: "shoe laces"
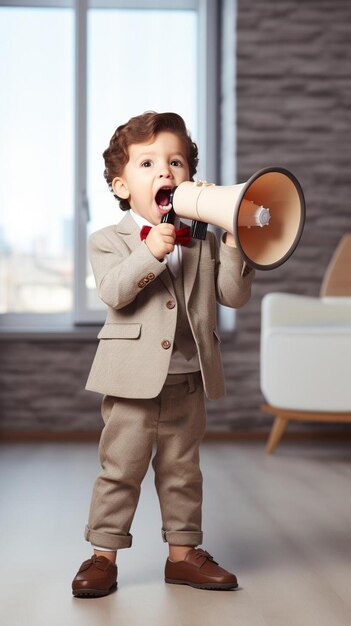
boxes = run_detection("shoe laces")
[79,555,112,573]
[192,549,219,566]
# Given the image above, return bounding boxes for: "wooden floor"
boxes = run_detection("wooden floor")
[1,440,350,626]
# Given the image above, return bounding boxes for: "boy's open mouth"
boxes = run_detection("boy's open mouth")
[155,187,173,213]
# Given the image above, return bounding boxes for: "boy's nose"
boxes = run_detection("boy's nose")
[158,164,172,178]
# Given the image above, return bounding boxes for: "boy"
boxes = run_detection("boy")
[72,111,254,597]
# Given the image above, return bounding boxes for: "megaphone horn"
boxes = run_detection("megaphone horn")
[163,167,305,271]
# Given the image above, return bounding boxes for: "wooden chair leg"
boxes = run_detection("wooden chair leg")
[266,415,289,454]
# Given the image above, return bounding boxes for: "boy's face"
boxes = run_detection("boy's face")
[112,131,190,225]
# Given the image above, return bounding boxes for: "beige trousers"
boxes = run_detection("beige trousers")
[85,371,206,550]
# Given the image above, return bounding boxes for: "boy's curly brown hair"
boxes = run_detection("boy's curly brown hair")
[103,111,199,211]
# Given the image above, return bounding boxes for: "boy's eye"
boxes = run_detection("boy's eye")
[141,160,152,167]
[171,159,183,167]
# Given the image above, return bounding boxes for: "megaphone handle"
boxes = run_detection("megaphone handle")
[241,261,253,277]
[191,220,208,240]
[160,202,208,240]
[161,208,176,225]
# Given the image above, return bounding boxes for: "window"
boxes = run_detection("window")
[0,0,218,328]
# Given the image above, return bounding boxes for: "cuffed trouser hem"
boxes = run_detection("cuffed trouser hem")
[161,529,203,546]
[85,525,133,550]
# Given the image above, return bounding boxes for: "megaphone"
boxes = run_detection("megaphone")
[162,166,305,271]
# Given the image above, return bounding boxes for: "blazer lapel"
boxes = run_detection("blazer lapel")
[158,267,175,297]
[159,223,201,301]
[182,238,201,304]
[115,212,142,252]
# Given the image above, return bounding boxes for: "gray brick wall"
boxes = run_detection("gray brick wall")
[216,0,351,430]
[0,340,101,432]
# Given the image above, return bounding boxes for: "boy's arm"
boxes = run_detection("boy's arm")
[88,229,167,309]
[208,231,255,309]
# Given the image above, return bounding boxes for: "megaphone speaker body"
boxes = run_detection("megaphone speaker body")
[171,167,305,271]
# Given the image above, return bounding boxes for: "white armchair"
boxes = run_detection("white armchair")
[260,234,351,453]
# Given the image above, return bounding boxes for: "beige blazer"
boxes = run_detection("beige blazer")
[85,213,254,400]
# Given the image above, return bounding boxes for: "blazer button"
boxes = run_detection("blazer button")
[138,280,145,288]
[161,339,171,350]
[147,272,155,280]
[166,300,176,309]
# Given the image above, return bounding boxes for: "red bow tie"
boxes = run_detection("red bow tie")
[139,225,191,245]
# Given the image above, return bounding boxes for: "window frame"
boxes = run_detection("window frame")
[0,0,218,329]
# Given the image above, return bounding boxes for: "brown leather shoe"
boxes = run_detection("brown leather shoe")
[165,548,238,591]
[72,555,117,598]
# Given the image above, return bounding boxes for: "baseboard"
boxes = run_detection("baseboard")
[1,430,351,443]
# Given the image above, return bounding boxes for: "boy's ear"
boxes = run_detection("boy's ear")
[112,177,130,200]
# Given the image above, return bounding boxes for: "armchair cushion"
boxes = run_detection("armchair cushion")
[260,293,351,412]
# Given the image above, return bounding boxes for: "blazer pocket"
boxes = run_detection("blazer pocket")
[97,323,142,340]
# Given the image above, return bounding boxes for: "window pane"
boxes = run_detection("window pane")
[0,7,74,314]
[86,8,197,311]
